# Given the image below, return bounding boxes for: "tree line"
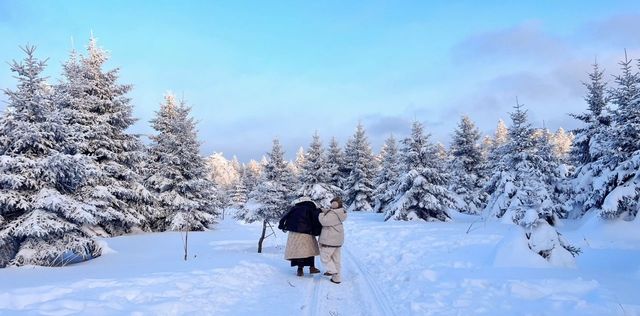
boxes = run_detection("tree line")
[220,55,639,265]
[0,38,220,267]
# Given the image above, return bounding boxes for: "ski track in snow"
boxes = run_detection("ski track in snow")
[303,248,396,316]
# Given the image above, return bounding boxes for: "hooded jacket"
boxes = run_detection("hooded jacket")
[318,208,347,246]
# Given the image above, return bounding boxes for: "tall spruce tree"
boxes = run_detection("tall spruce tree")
[239,139,293,223]
[484,101,579,264]
[570,62,611,165]
[326,137,347,191]
[568,54,640,220]
[242,160,262,193]
[449,115,488,214]
[598,53,640,219]
[240,139,294,252]
[145,94,219,231]
[0,46,101,267]
[385,121,454,221]
[343,123,376,212]
[57,36,151,235]
[373,135,401,213]
[298,133,340,207]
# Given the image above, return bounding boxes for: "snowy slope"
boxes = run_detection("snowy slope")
[0,213,638,315]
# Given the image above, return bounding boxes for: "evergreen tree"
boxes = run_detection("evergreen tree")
[570,62,611,165]
[449,115,488,214]
[326,137,347,190]
[385,121,454,221]
[298,133,340,207]
[484,119,510,198]
[611,54,640,158]
[0,46,100,267]
[242,160,262,193]
[293,147,305,177]
[229,180,248,208]
[568,54,640,220]
[57,36,151,235]
[373,135,401,213]
[480,135,493,161]
[240,139,294,252]
[145,94,219,231]
[494,119,509,146]
[343,123,376,212]
[598,53,640,219]
[552,128,574,163]
[239,139,294,223]
[484,101,579,264]
[230,156,242,176]
[206,153,240,191]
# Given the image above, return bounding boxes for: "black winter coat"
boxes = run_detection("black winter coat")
[278,201,322,236]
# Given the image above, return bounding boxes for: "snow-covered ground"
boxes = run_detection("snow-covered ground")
[0,212,638,315]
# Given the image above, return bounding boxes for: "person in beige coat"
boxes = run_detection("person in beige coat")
[318,197,347,284]
[279,197,322,277]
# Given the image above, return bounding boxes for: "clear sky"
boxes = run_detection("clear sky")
[1,1,640,161]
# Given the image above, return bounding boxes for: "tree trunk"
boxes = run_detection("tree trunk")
[258,219,267,253]
[183,230,189,261]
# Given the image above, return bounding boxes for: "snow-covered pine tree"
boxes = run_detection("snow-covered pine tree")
[229,180,248,208]
[227,156,247,211]
[230,156,242,177]
[298,133,341,208]
[570,61,611,165]
[565,62,613,218]
[239,139,293,222]
[484,101,579,264]
[240,139,295,252]
[205,152,240,209]
[535,128,568,217]
[206,153,240,191]
[449,115,488,214]
[385,121,455,221]
[0,46,101,267]
[552,128,574,163]
[484,119,510,198]
[598,53,640,220]
[242,160,262,193]
[568,54,640,220]
[292,147,305,177]
[373,135,401,213]
[494,119,509,147]
[435,143,449,162]
[326,137,347,191]
[145,94,219,232]
[57,36,151,235]
[343,123,376,212]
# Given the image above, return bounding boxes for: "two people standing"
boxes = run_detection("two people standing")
[278,196,347,284]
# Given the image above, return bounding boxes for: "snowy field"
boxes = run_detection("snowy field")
[0,212,639,316]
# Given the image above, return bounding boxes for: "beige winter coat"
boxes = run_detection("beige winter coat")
[318,208,347,247]
[284,232,320,260]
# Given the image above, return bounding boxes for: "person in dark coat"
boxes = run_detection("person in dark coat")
[278,196,323,276]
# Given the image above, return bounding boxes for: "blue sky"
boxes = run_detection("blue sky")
[1,1,640,161]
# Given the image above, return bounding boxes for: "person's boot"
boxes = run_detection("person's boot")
[309,266,321,274]
[324,272,334,276]
[297,267,304,277]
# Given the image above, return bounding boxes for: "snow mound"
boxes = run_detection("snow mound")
[494,227,550,268]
